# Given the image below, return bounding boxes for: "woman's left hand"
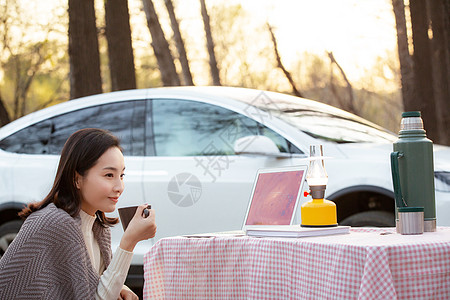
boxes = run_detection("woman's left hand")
[118,285,138,300]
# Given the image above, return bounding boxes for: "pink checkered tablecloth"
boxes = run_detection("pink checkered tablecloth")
[143,227,450,299]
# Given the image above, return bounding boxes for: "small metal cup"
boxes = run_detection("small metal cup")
[396,207,424,235]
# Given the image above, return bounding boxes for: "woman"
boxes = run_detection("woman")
[0,128,157,299]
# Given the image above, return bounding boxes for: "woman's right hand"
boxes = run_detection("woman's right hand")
[119,204,157,252]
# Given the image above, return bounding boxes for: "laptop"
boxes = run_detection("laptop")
[242,165,308,231]
[182,165,308,237]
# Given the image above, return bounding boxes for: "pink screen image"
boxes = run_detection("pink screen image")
[245,170,304,225]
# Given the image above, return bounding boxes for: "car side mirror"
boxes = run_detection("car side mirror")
[233,135,285,157]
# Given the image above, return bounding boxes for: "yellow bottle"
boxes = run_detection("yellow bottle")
[301,197,337,227]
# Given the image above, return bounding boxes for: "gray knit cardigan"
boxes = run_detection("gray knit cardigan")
[0,203,112,299]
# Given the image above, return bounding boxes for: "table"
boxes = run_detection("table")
[143,227,450,299]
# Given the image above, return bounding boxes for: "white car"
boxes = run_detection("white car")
[1,86,449,288]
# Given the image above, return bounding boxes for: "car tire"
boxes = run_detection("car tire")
[340,210,395,227]
[0,219,23,258]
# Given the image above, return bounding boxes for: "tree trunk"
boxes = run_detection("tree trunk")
[105,0,136,91]
[0,92,10,127]
[142,0,180,86]
[68,0,102,99]
[327,51,356,115]
[267,23,303,98]
[409,0,438,142]
[428,0,450,145]
[10,47,46,119]
[392,0,415,111]
[164,0,194,86]
[199,0,221,86]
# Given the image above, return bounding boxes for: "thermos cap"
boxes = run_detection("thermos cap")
[402,111,421,118]
[398,206,424,213]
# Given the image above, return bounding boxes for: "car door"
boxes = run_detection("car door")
[1,119,59,204]
[142,98,306,240]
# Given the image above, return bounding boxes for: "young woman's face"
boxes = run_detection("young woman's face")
[77,147,125,215]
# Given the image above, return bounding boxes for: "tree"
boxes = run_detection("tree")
[68,0,102,99]
[409,0,438,141]
[0,92,10,126]
[267,23,303,98]
[392,0,450,145]
[0,0,68,123]
[11,44,48,118]
[200,0,221,86]
[142,0,180,86]
[105,0,136,91]
[428,0,450,145]
[164,0,194,86]
[327,51,356,115]
[392,0,415,110]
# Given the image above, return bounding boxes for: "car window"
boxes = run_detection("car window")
[0,100,146,156]
[0,120,53,154]
[151,99,301,156]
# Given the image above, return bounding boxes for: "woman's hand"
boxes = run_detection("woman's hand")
[118,285,138,300]
[119,204,157,252]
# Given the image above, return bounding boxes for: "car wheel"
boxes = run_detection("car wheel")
[340,210,395,227]
[0,220,23,258]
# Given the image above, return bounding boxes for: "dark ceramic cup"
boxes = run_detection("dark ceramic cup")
[118,205,151,231]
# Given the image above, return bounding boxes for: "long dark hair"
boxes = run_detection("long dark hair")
[19,128,121,226]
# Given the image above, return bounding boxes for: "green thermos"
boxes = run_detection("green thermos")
[391,111,436,232]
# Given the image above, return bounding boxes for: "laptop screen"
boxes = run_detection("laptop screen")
[244,167,306,226]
